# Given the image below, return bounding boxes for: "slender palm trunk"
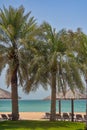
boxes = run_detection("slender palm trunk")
[50,72,56,121]
[11,65,19,121]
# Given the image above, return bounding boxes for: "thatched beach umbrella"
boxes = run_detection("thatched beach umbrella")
[0,88,12,99]
[0,88,21,99]
[56,89,86,121]
[44,89,86,121]
[56,89,86,99]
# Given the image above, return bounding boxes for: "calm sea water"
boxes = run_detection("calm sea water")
[0,99,86,112]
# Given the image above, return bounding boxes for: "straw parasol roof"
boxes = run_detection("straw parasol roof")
[0,88,12,99]
[56,89,86,100]
[43,89,86,100]
[0,88,21,99]
[43,89,86,122]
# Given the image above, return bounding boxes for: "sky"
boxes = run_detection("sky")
[0,0,87,99]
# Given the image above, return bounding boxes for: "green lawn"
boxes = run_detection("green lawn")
[0,120,85,130]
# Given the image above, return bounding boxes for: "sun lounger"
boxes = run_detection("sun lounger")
[75,114,83,122]
[7,114,12,120]
[62,113,70,121]
[69,113,75,117]
[1,114,8,120]
[56,114,61,121]
[8,114,20,120]
[69,113,75,121]
[83,115,87,122]
[44,112,51,119]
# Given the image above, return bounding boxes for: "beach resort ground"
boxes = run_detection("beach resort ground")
[0,112,86,120]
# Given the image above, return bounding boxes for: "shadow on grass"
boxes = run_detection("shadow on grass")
[0,120,85,130]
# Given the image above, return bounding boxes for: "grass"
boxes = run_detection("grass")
[0,120,85,130]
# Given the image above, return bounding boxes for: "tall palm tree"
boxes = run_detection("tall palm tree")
[0,5,37,120]
[28,22,84,121]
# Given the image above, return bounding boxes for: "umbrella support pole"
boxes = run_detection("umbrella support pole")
[71,99,74,122]
[59,100,61,115]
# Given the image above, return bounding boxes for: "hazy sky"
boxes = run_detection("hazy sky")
[0,0,87,99]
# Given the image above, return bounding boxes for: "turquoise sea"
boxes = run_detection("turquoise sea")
[0,99,86,112]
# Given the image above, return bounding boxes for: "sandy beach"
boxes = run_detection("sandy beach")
[0,112,45,120]
[19,112,45,120]
[0,112,86,120]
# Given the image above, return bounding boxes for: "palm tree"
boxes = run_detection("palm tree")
[0,5,37,120]
[28,23,84,121]
[73,29,87,83]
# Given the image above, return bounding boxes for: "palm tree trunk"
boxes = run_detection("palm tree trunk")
[11,65,19,121]
[50,72,56,121]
